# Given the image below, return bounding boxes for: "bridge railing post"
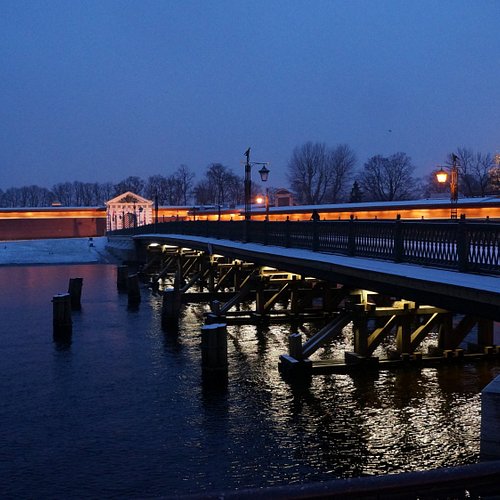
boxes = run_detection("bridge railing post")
[312,219,319,252]
[457,214,469,272]
[285,217,291,248]
[393,214,403,263]
[348,215,356,256]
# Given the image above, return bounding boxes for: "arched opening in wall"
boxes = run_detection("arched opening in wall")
[124,212,136,228]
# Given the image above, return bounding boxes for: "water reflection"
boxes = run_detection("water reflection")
[0,264,499,498]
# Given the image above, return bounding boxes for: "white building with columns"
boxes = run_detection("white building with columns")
[105,192,153,231]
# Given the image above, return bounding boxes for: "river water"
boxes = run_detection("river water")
[0,264,499,498]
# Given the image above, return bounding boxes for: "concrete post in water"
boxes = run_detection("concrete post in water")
[127,273,141,306]
[201,323,228,373]
[162,287,182,328]
[117,265,128,291]
[68,277,83,310]
[289,333,303,360]
[480,375,500,460]
[52,293,72,334]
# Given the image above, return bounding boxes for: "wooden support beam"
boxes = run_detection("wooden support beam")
[289,276,300,314]
[214,266,234,292]
[262,282,291,314]
[157,255,175,279]
[302,311,354,358]
[179,271,203,294]
[410,312,441,352]
[324,285,351,312]
[450,315,477,349]
[396,313,412,354]
[353,305,369,356]
[217,277,256,315]
[255,277,267,315]
[182,255,199,276]
[438,313,453,351]
[366,315,398,356]
[478,319,494,347]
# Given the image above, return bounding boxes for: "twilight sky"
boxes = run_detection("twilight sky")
[1,0,499,190]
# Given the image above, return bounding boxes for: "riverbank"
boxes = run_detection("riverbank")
[0,237,115,265]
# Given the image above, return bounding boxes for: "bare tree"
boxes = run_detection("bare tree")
[1,185,53,207]
[52,182,75,206]
[173,164,195,205]
[114,176,145,196]
[455,148,494,197]
[488,166,500,194]
[359,153,418,201]
[145,175,170,204]
[192,164,243,206]
[327,144,357,202]
[287,142,356,204]
[193,179,212,205]
[287,142,330,204]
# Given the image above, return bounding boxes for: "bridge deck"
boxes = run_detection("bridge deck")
[134,233,500,321]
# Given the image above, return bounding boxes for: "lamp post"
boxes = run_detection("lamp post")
[244,148,251,220]
[243,148,270,221]
[258,164,270,220]
[436,153,460,219]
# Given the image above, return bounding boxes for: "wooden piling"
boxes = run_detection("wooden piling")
[288,333,303,360]
[68,277,83,310]
[127,273,141,306]
[162,287,182,328]
[117,265,128,291]
[52,293,72,334]
[201,323,228,373]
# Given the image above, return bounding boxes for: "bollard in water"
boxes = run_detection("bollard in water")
[161,287,182,329]
[52,293,72,335]
[117,265,128,291]
[68,277,83,310]
[480,375,500,461]
[127,273,141,306]
[201,323,228,373]
[288,333,303,360]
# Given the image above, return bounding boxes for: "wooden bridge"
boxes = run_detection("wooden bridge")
[108,218,500,376]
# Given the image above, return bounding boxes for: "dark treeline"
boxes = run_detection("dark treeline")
[2,146,499,208]
[287,143,500,205]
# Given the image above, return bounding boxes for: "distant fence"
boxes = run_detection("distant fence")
[108,216,500,275]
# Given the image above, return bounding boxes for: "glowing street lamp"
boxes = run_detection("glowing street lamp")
[243,148,270,220]
[435,153,460,219]
[258,164,270,220]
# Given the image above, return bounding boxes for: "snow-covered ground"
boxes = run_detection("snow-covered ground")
[0,237,115,265]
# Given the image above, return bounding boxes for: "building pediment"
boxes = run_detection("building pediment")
[106,191,152,206]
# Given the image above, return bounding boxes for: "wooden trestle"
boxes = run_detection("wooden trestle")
[138,243,498,377]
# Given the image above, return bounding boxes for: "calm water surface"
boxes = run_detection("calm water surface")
[0,264,499,498]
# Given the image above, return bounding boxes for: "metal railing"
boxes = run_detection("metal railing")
[109,216,500,275]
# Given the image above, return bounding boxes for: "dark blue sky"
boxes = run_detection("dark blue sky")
[1,0,499,189]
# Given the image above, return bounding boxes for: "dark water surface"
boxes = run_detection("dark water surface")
[1,264,499,498]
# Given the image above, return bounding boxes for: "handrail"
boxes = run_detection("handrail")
[108,217,500,275]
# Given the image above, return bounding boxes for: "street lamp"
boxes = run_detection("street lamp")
[258,164,270,220]
[243,148,270,220]
[435,153,460,219]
